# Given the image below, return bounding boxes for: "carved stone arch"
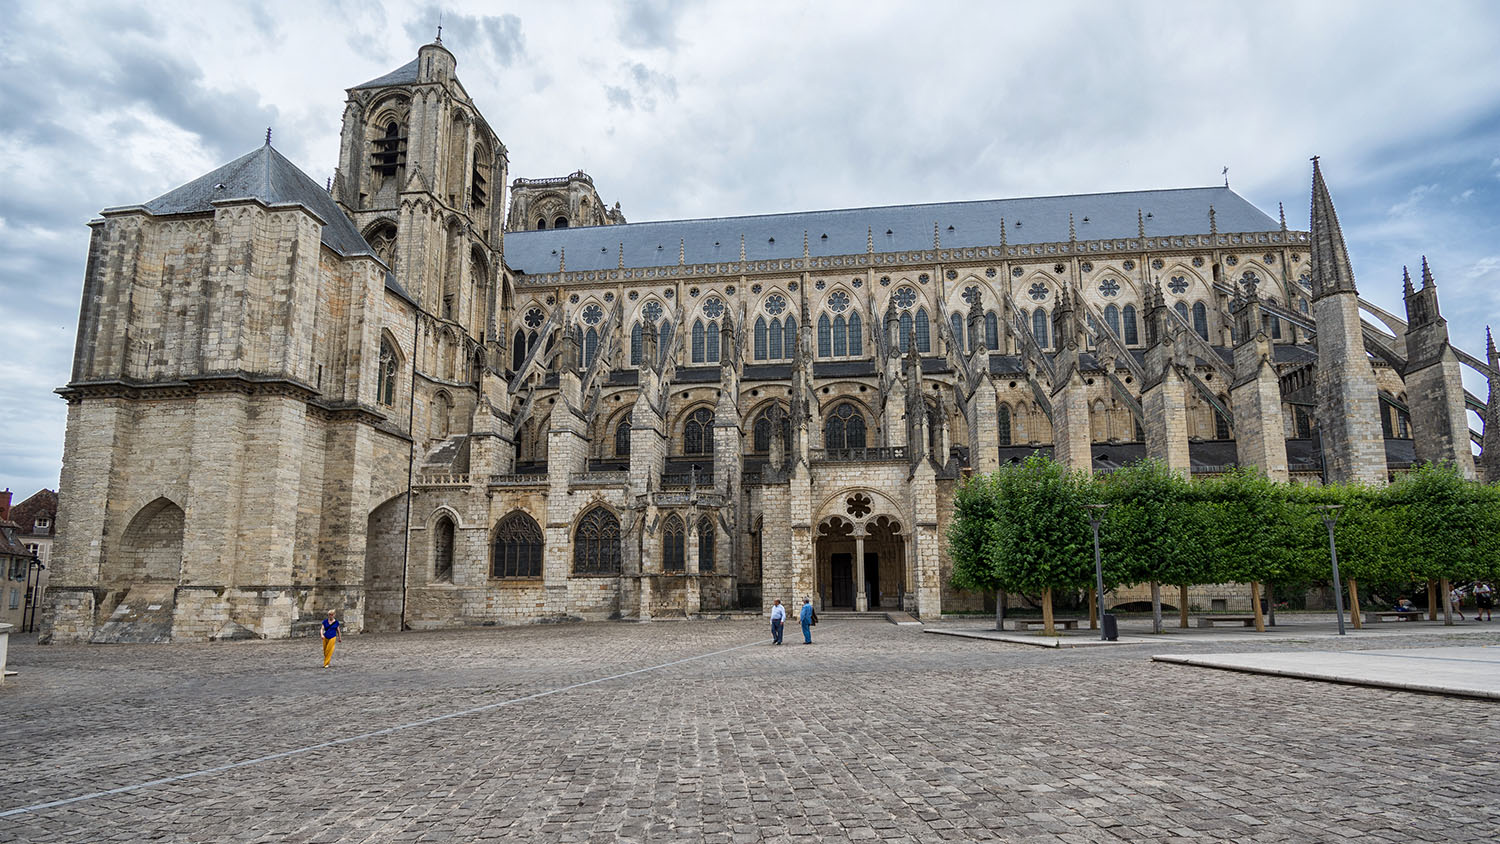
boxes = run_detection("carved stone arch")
[814,487,904,533]
[427,504,465,531]
[753,286,793,316]
[362,219,400,270]
[599,401,637,459]
[816,390,875,421]
[572,502,622,575]
[368,93,411,125]
[107,496,186,584]
[1161,263,1209,296]
[676,401,718,456]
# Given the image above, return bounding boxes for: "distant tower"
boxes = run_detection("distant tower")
[1308,159,1386,485]
[1401,258,1476,477]
[506,171,625,232]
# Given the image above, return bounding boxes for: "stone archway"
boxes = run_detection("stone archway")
[109,497,185,584]
[363,494,407,632]
[814,500,906,612]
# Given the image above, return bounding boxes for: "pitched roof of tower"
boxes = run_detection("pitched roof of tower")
[1308,157,1357,296]
[122,142,376,259]
[352,58,421,90]
[8,489,57,538]
[503,186,1278,275]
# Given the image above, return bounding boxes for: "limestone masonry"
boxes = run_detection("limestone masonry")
[40,41,1499,643]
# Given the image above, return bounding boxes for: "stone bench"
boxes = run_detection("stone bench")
[1366,610,1425,623]
[1010,617,1085,631]
[1195,615,1258,628]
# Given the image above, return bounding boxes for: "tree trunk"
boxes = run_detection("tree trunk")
[995,589,1006,631]
[1427,580,1438,621]
[1042,587,1056,636]
[1088,588,1098,630]
[1179,585,1190,628]
[1265,582,1276,627]
[1349,578,1363,630]
[1250,581,1266,632]
[1441,577,1453,626]
[1150,581,1163,634]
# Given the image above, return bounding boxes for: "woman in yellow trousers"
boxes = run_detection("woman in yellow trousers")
[321,610,342,667]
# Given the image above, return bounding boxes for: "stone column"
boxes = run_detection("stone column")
[854,532,867,612]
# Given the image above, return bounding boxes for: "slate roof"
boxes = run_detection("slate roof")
[503,186,1280,275]
[119,143,376,260]
[8,489,57,539]
[352,58,420,90]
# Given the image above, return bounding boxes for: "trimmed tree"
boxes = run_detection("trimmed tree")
[1098,459,1200,633]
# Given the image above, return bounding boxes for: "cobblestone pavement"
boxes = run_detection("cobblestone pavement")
[2,621,1497,843]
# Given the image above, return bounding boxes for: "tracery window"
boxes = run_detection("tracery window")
[985,311,999,351]
[683,408,714,455]
[898,311,913,352]
[752,405,791,452]
[950,313,965,354]
[818,314,832,358]
[824,403,867,450]
[615,419,631,457]
[1032,308,1049,349]
[378,338,399,406]
[1104,304,1120,339]
[1192,302,1210,341]
[583,327,599,368]
[998,403,1012,446]
[492,511,543,578]
[1174,301,1191,326]
[692,318,722,364]
[914,308,931,353]
[754,316,768,360]
[697,515,716,573]
[573,507,621,575]
[1122,305,1139,345]
[662,515,685,572]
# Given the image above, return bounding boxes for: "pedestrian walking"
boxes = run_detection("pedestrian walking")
[800,598,816,644]
[770,599,786,645]
[1448,585,1466,621]
[1473,581,1493,621]
[321,610,342,667]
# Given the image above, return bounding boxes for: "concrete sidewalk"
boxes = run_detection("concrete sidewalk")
[925,616,1500,648]
[1153,646,1500,700]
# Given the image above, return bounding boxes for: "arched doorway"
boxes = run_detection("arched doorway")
[815,509,906,612]
[364,494,407,632]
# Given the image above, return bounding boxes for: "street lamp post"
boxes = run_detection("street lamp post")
[22,554,45,634]
[1315,504,1346,636]
[1083,503,1114,641]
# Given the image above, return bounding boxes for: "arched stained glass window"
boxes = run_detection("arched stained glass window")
[697,515,716,573]
[768,317,783,360]
[1104,304,1120,339]
[1032,308,1049,349]
[915,308,931,353]
[583,327,598,368]
[752,405,790,452]
[658,321,674,365]
[433,515,454,582]
[784,316,797,358]
[1192,302,1209,341]
[1174,301,1191,326]
[899,312,913,352]
[950,313,965,354]
[492,511,543,578]
[998,404,1012,446]
[847,312,862,355]
[832,315,847,356]
[692,320,706,363]
[754,316,768,360]
[662,515,685,572]
[683,407,714,455]
[615,419,631,457]
[1214,406,1230,440]
[824,403,867,450]
[985,311,999,350]
[379,338,400,406]
[1122,305,1139,345]
[818,314,832,358]
[573,507,621,574]
[511,328,526,371]
[705,320,719,362]
[630,322,643,366]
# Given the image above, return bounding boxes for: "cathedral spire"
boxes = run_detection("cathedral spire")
[1402,265,1413,297]
[998,217,1007,250]
[867,226,874,254]
[934,222,941,249]
[1068,212,1076,242]
[1308,157,1359,299]
[558,247,565,273]
[1420,255,1435,289]
[1208,205,1217,237]
[1278,202,1287,232]
[1137,208,1146,239]
[739,233,746,263]
[618,242,625,270]
[679,238,685,266]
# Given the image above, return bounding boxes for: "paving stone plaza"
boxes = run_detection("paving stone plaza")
[3,620,1498,843]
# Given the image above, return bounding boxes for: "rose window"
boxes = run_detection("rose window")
[827,291,850,313]
[581,303,603,325]
[1098,279,1120,297]
[892,287,917,309]
[764,293,787,315]
[1027,282,1049,301]
[1167,276,1189,295]
[962,285,981,306]
[643,301,663,322]
[703,297,725,319]
[523,307,545,328]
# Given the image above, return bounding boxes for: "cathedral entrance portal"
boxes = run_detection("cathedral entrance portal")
[815,510,905,612]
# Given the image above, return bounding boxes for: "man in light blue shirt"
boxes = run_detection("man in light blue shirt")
[770,599,786,645]
[799,598,815,644]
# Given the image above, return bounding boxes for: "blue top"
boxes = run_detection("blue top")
[322,619,340,639]
[800,603,814,623]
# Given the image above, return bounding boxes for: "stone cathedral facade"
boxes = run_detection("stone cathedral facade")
[42,41,1499,643]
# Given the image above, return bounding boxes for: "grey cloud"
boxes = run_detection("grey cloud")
[605,86,634,110]
[604,62,677,112]
[403,5,526,67]
[619,0,691,50]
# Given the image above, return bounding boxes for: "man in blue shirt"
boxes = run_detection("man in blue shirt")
[799,598,815,644]
[321,610,342,667]
[769,599,785,645]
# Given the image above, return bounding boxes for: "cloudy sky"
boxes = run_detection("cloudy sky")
[2,0,1497,496]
